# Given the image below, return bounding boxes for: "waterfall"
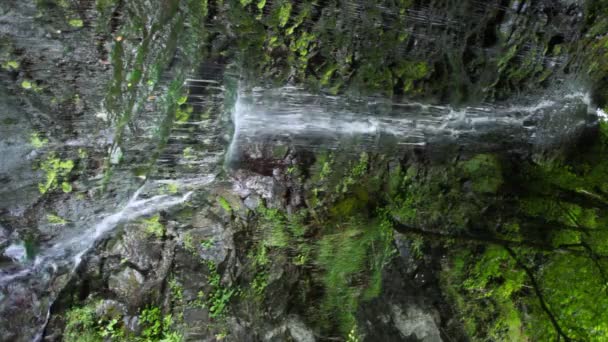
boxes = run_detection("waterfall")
[228,87,595,161]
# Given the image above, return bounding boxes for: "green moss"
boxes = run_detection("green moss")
[272,144,289,159]
[441,246,527,341]
[330,196,364,218]
[392,60,431,93]
[165,183,179,194]
[459,154,503,194]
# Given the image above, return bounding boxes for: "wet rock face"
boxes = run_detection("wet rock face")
[2,0,604,341]
[0,0,113,210]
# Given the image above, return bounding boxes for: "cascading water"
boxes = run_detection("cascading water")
[228,86,596,162]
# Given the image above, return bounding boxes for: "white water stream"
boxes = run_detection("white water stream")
[0,176,214,287]
[229,87,595,160]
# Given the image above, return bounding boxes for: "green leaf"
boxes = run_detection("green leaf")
[68,19,84,28]
[177,95,188,105]
[278,2,292,28]
[62,182,73,193]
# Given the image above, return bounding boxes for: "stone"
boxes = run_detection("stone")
[287,316,316,342]
[391,305,442,342]
[108,267,145,302]
[95,299,126,318]
[123,315,141,334]
[244,194,261,210]
[189,211,232,264]
[0,224,8,249]
[3,242,26,262]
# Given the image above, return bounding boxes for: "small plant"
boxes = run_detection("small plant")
[21,79,42,92]
[68,19,84,28]
[346,325,360,342]
[161,331,183,342]
[251,272,268,296]
[183,232,196,254]
[139,306,181,340]
[141,214,164,238]
[209,287,235,319]
[251,244,269,266]
[64,305,98,342]
[169,278,184,304]
[30,133,48,148]
[410,235,424,259]
[320,161,332,180]
[217,197,232,213]
[165,183,179,194]
[64,302,128,341]
[200,238,214,249]
[215,331,228,340]
[37,153,74,194]
[99,317,123,339]
[205,262,236,319]
[140,306,163,339]
[277,2,292,27]
[47,213,68,225]
[21,80,33,89]
[78,148,88,159]
[293,253,307,266]
[192,290,206,309]
[1,60,19,70]
[182,147,197,160]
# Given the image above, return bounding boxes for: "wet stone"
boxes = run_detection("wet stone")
[244,194,261,210]
[287,316,316,342]
[108,267,145,302]
[95,299,127,318]
[391,305,442,342]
